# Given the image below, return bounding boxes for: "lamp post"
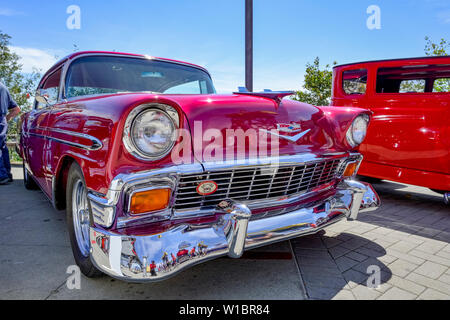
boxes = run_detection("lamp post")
[245,0,253,92]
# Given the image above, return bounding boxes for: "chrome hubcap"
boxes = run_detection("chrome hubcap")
[72,179,91,257]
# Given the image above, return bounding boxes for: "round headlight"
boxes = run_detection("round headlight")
[124,106,177,160]
[346,114,369,147]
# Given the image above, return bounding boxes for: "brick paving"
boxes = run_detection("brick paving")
[290,179,450,300]
[2,165,449,300]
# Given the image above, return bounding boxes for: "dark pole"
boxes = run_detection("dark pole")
[245,0,253,92]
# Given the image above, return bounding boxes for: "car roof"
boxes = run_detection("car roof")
[45,50,210,77]
[334,55,450,69]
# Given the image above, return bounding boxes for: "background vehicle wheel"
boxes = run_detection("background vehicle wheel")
[356,175,382,184]
[66,162,103,278]
[23,163,39,190]
[430,189,446,195]
[429,190,449,205]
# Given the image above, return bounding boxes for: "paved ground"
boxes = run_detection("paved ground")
[0,165,305,300]
[292,179,450,300]
[0,165,449,300]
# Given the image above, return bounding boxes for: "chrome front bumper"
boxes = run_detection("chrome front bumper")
[89,180,380,282]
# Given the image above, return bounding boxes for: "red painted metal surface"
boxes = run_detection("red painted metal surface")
[332,56,450,191]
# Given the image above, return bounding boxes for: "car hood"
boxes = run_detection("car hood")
[161,94,359,159]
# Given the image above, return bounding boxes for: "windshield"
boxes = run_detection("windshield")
[65,56,216,98]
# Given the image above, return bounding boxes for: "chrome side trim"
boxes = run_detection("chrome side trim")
[48,128,103,150]
[29,128,102,151]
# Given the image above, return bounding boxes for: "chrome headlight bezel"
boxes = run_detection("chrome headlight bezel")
[123,103,179,161]
[346,114,369,148]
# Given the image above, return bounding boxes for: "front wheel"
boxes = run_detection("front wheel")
[66,162,103,278]
[23,163,39,190]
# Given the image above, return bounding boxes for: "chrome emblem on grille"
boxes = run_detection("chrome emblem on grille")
[196,181,218,196]
[262,122,311,143]
[276,123,303,133]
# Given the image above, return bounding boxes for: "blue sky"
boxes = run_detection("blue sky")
[1,0,449,92]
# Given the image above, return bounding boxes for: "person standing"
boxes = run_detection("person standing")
[0,81,21,185]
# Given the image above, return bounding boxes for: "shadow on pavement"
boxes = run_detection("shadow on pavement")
[291,231,392,299]
[357,177,450,243]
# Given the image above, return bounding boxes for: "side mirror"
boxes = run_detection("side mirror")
[35,89,49,105]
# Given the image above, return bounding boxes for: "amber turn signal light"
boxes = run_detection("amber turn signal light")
[129,188,171,215]
[342,161,359,177]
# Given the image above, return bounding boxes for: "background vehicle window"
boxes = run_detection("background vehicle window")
[377,64,450,93]
[433,78,450,92]
[164,80,207,94]
[65,56,216,98]
[342,69,367,95]
[36,68,61,109]
[399,79,425,93]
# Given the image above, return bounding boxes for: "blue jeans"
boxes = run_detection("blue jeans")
[0,117,11,180]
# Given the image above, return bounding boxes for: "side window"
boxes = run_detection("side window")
[433,78,450,92]
[377,64,450,93]
[342,69,367,95]
[36,68,61,109]
[399,79,425,93]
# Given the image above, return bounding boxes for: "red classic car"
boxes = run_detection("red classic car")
[332,56,450,203]
[19,51,380,281]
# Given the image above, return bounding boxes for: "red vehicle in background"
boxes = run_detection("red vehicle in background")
[332,56,450,203]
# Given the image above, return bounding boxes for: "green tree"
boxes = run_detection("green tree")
[402,37,449,92]
[0,30,41,138]
[425,36,449,93]
[292,57,336,106]
[0,30,41,162]
[424,36,449,56]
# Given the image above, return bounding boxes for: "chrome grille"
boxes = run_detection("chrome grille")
[173,158,343,211]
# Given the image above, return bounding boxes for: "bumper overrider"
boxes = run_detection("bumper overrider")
[87,157,380,282]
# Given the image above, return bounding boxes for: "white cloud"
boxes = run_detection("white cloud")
[9,46,59,73]
[438,11,450,24]
[0,8,24,16]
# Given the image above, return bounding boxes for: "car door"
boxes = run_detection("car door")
[364,65,448,174]
[431,77,450,175]
[25,68,62,196]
